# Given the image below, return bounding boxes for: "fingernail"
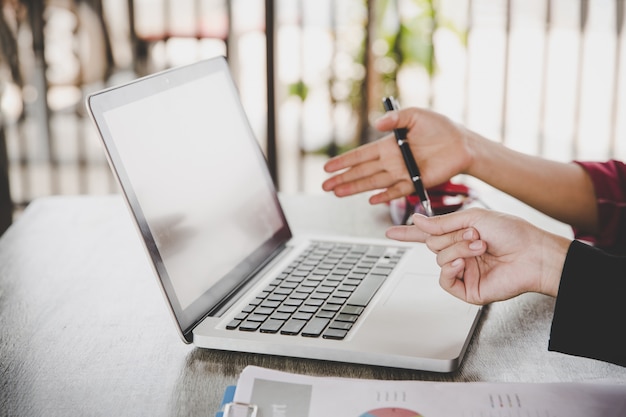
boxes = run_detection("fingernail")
[469,240,482,250]
[378,112,397,123]
[462,229,473,240]
[451,258,463,267]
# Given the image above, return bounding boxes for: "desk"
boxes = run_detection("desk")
[1,191,624,417]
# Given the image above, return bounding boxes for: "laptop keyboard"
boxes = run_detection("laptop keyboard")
[225,241,406,340]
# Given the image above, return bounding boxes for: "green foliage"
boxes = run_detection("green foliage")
[288,80,309,101]
[301,0,467,155]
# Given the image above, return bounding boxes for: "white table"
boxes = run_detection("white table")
[0,190,623,417]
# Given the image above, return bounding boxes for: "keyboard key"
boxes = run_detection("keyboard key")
[371,266,393,276]
[283,298,303,307]
[301,317,330,337]
[239,320,261,331]
[249,298,263,306]
[307,275,325,281]
[337,284,357,292]
[341,305,364,315]
[292,312,313,321]
[310,291,330,300]
[270,312,291,321]
[326,297,347,305]
[328,320,353,330]
[226,241,404,341]
[247,314,269,322]
[274,287,293,295]
[289,292,308,300]
[315,310,336,319]
[277,305,297,313]
[260,319,285,333]
[252,307,272,316]
[345,273,386,307]
[226,319,241,330]
[280,319,307,335]
[267,294,287,302]
[295,286,314,294]
[260,300,280,309]
[304,298,324,307]
[332,291,351,299]
[320,303,341,312]
[335,313,358,323]
[322,328,348,340]
[299,305,318,314]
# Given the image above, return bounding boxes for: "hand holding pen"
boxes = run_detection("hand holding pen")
[382,96,434,217]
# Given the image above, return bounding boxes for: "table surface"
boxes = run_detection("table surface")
[1,188,625,417]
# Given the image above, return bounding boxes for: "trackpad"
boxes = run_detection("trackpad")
[384,272,443,306]
[350,272,479,358]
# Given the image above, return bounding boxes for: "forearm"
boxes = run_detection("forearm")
[464,131,598,233]
[549,240,626,366]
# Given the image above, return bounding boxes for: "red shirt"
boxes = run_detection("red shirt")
[548,160,626,366]
[573,160,626,250]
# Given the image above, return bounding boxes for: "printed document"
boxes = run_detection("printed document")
[228,366,626,417]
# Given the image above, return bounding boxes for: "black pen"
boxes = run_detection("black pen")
[382,96,434,217]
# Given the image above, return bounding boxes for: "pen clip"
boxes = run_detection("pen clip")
[382,96,399,112]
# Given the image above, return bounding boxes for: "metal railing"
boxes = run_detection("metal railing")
[1,0,625,232]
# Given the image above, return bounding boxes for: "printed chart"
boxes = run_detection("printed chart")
[359,408,423,417]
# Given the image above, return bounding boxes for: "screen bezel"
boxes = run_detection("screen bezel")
[86,57,292,343]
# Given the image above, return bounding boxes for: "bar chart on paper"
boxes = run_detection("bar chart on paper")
[232,366,626,417]
[359,409,423,417]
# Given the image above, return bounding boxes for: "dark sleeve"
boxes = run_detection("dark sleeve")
[549,240,626,366]
[573,160,626,249]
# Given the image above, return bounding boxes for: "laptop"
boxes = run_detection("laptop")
[85,56,482,372]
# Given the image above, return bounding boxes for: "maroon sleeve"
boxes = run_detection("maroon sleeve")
[573,160,626,249]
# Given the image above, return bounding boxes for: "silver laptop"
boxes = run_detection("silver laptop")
[86,56,481,372]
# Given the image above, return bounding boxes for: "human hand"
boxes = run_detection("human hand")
[385,208,571,305]
[322,107,474,205]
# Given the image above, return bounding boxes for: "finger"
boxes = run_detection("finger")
[330,170,400,197]
[425,227,479,253]
[369,181,415,204]
[374,110,399,132]
[435,239,486,267]
[385,225,430,243]
[439,258,468,301]
[323,141,381,173]
[458,257,484,305]
[322,158,387,192]
[374,108,420,133]
[411,208,487,236]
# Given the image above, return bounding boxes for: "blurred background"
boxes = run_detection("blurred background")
[1,0,625,234]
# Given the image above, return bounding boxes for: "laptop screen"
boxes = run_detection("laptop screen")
[87,57,291,339]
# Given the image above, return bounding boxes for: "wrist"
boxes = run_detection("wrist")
[461,129,494,178]
[538,233,571,297]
